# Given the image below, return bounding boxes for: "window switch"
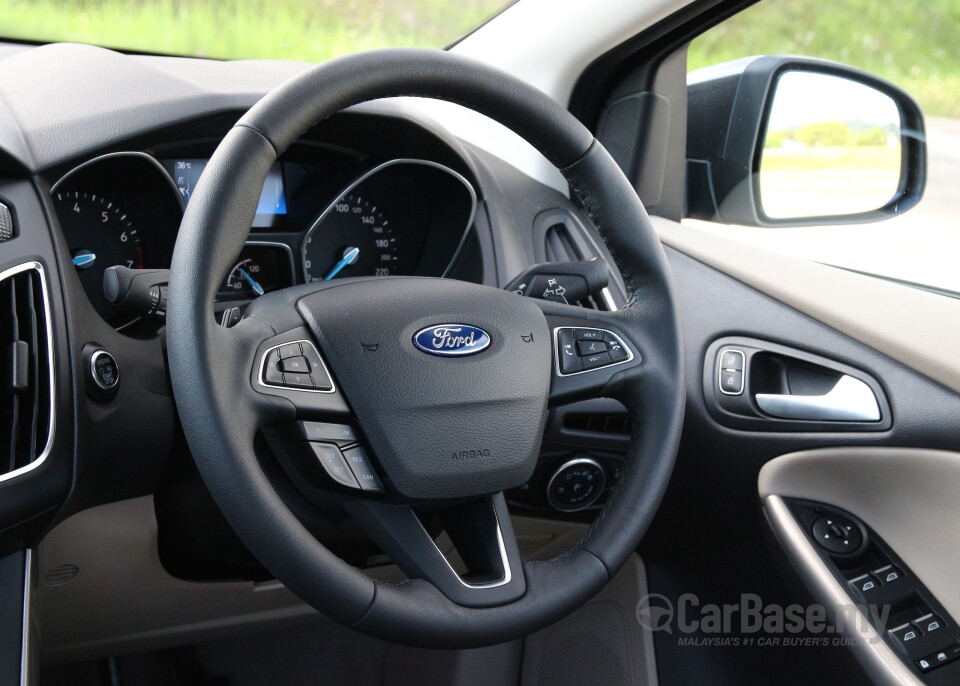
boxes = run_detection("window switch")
[873,565,903,586]
[848,573,882,599]
[888,622,923,649]
[913,614,944,636]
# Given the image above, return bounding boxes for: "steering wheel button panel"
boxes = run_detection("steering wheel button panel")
[309,443,359,489]
[554,327,634,377]
[258,339,336,394]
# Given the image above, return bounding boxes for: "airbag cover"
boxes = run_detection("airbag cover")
[297,278,551,499]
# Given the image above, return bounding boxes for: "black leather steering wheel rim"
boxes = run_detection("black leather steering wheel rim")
[167,47,684,648]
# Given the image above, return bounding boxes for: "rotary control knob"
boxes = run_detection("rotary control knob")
[546,457,606,512]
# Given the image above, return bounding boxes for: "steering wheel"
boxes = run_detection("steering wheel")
[167,48,684,649]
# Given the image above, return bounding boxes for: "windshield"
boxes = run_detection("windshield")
[0,0,512,61]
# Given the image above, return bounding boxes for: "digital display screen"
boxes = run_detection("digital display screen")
[164,159,287,220]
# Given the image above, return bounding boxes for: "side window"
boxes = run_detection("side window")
[686,0,959,296]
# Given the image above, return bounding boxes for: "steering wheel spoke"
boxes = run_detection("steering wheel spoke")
[344,493,526,608]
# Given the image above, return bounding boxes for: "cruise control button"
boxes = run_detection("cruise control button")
[279,356,309,373]
[299,422,358,445]
[277,342,302,359]
[342,446,385,492]
[581,352,612,370]
[309,443,358,488]
[576,339,608,356]
[574,328,603,341]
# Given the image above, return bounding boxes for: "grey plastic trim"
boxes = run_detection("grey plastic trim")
[300,158,477,282]
[0,262,56,484]
[553,326,634,377]
[756,374,881,422]
[415,503,513,590]
[654,216,960,395]
[763,495,922,686]
[50,151,186,211]
[256,339,335,395]
[20,549,32,686]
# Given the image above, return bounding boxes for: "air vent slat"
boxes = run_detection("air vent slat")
[562,412,632,437]
[1,262,53,481]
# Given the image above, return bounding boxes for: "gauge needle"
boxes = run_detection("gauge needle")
[324,246,360,281]
[72,252,96,268]
[238,268,265,296]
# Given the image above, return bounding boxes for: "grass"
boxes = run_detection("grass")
[761,146,900,171]
[0,0,507,62]
[0,0,956,117]
[688,0,960,117]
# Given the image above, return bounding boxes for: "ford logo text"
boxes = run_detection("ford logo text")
[412,324,491,357]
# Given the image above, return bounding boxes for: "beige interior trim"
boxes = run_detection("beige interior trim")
[653,217,960,394]
[760,447,960,638]
[36,497,587,662]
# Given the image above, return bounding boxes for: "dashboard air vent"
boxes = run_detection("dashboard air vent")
[563,412,632,437]
[0,203,13,242]
[544,222,614,311]
[1,262,54,481]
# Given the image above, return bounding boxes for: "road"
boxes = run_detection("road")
[685,117,960,295]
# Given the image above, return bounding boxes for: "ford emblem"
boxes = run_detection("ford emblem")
[413,324,491,357]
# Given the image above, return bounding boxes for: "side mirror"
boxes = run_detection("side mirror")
[686,56,926,227]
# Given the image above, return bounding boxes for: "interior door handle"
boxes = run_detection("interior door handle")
[755,375,881,422]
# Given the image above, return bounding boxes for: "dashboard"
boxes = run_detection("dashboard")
[50,142,477,329]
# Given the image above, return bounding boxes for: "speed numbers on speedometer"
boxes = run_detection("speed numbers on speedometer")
[302,193,399,282]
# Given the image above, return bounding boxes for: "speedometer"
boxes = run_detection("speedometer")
[302,192,399,282]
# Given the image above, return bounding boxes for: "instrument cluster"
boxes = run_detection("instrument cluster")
[51,147,477,329]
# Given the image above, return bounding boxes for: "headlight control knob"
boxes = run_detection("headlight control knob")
[546,457,606,512]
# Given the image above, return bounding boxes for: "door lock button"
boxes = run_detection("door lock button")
[717,349,745,395]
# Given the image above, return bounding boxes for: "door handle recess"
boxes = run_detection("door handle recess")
[755,375,881,422]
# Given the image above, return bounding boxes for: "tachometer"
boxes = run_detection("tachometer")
[54,190,143,319]
[302,193,399,282]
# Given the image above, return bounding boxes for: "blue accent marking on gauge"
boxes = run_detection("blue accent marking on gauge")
[72,251,96,269]
[238,268,265,296]
[324,246,361,281]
